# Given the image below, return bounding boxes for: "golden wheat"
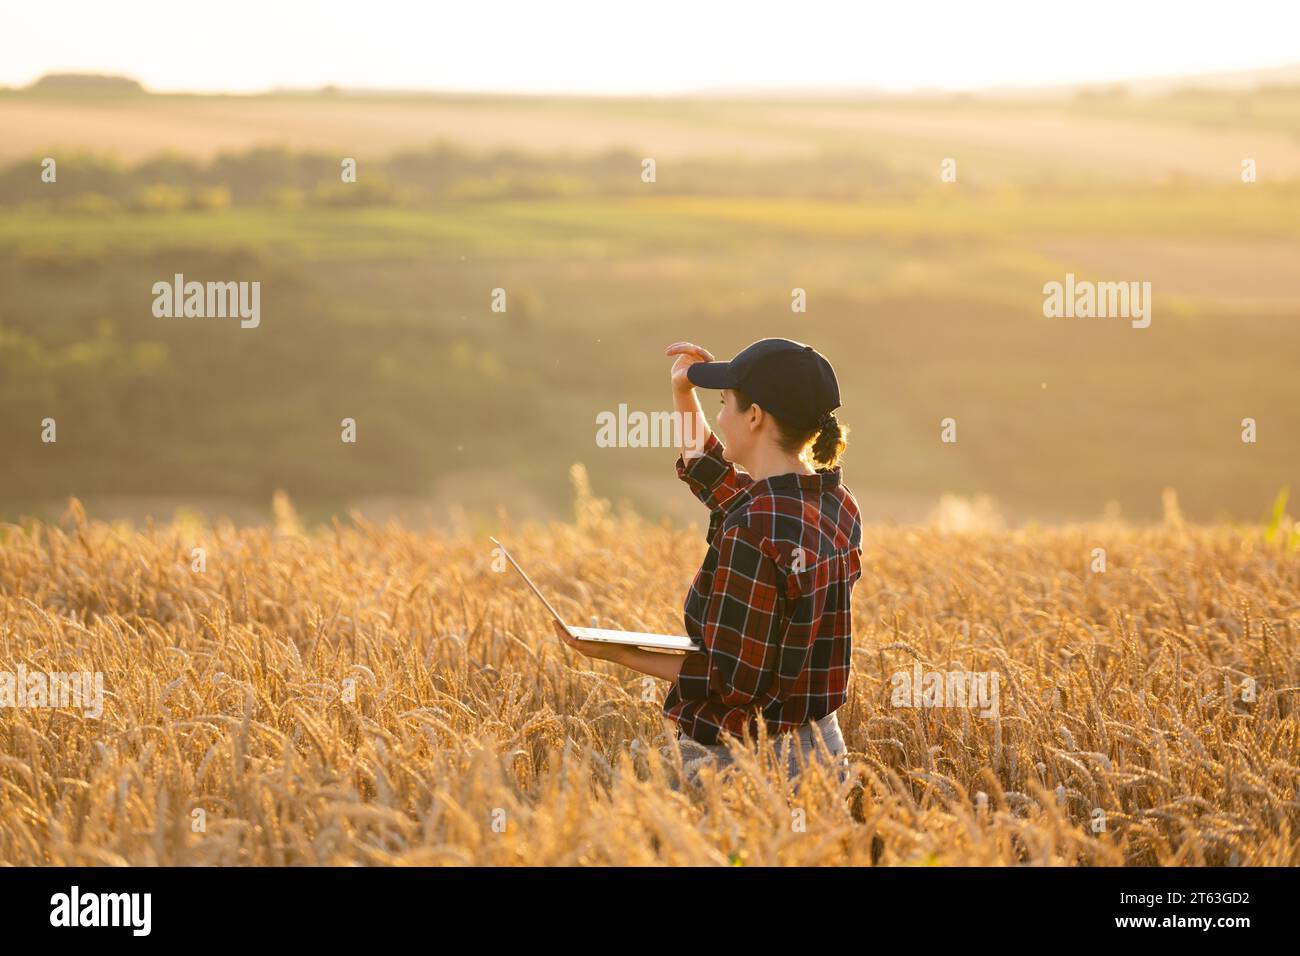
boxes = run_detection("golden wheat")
[0,481,1296,866]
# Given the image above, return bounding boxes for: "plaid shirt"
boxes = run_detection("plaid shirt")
[663,430,862,746]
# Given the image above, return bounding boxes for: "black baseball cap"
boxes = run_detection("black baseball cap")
[686,337,840,430]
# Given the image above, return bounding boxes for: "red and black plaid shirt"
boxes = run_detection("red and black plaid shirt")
[663,430,863,746]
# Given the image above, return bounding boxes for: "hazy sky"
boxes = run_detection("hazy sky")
[3,1,1298,95]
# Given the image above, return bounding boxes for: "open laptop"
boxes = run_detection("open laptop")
[489,537,699,651]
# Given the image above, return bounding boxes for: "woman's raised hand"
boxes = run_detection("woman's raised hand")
[665,342,714,395]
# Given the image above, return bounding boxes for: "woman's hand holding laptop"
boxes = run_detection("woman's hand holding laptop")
[553,620,620,660]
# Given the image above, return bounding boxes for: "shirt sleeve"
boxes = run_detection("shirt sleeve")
[675,430,754,513]
[672,523,781,716]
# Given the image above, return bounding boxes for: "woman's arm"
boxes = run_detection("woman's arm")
[665,341,754,514]
[665,341,713,458]
[605,644,687,682]
[553,622,685,682]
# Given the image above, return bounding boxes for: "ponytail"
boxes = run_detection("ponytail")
[808,411,847,469]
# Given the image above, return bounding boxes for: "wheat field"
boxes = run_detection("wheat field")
[0,473,1296,866]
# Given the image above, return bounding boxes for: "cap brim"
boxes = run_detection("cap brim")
[686,361,737,389]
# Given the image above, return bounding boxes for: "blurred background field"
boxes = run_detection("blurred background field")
[2,76,1299,528]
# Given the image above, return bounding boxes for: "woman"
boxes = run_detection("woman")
[556,337,863,791]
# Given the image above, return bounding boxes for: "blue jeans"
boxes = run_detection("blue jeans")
[665,711,850,791]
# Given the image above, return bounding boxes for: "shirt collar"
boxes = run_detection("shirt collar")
[722,465,842,515]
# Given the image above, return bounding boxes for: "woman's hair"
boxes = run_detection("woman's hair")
[732,388,849,470]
